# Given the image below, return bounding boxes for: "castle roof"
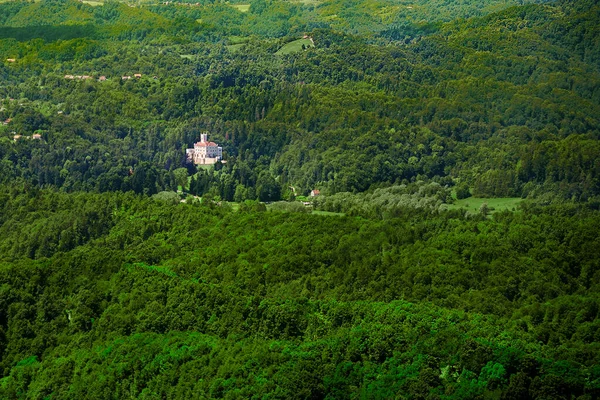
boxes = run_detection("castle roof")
[195,141,218,147]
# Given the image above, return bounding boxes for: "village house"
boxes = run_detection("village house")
[6,59,16,63]
[310,189,320,197]
[134,73,142,78]
[186,133,223,165]
[32,133,42,140]
[99,76,107,81]
[122,76,131,80]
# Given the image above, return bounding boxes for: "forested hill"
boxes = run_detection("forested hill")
[0,189,599,398]
[0,0,598,200]
[1,0,600,398]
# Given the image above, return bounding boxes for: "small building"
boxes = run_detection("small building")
[13,134,21,141]
[99,76,107,81]
[32,133,42,140]
[64,75,75,79]
[186,133,223,165]
[134,73,142,78]
[310,189,320,197]
[6,59,16,63]
[122,76,131,80]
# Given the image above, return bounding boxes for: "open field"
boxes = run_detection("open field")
[231,4,250,12]
[275,38,314,55]
[446,197,522,214]
[226,43,245,53]
[82,0,104,6]
[289,0,321,4]
[311,210,345,216]
[228,35,249,44]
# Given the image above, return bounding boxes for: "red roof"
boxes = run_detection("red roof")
[195,141,218,147]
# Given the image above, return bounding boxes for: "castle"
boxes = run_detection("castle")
[186,133,223,165]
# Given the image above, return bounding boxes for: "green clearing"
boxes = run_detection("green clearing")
[226,43,245,53]
[447,197,522,214]
[81,0,104,6]
[228,35,249,44]
[312,210,345,217]
[289,0,320,4]
[275,38,314,55]
[180,54,194,60]
[231,4,250,12]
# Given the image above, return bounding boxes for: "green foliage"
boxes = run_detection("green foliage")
[0,0,598,200]
[455,182,471,200]
[152,190,180,204]
[0,189,598,397]
[0,0,599,397]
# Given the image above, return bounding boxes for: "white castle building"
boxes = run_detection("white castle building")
[186,133,223,165]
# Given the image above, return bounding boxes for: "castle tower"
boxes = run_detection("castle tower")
[200,133,208,142]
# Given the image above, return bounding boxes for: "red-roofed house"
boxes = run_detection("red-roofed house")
[99,76,107,81]
[186,133,223,165]
[310,189,320,197]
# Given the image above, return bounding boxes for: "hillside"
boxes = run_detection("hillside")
[0,0,599,398]
[0,189,599,398]
[0,0,598,201]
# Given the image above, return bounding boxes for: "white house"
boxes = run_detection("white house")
[186,133,223,165]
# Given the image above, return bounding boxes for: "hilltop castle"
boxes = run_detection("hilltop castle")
[186,133,223,165]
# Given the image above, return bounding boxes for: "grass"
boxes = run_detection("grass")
[275,38,314,55]
[228,35,249,44]
[180,54,195,60]
[446,196,522,214]
[226,43,245,53]
[312,210,345,217]
[82,0,104,6]
[289,0,320,4]
[231,4,250,12]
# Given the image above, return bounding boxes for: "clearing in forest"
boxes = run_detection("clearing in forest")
[447,197,522,214]
[231,4,250,12]
[275,38,314,55]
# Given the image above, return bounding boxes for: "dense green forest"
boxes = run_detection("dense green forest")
[0,189,599,398]
[0,0,598,200]
[1,0,599,397]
